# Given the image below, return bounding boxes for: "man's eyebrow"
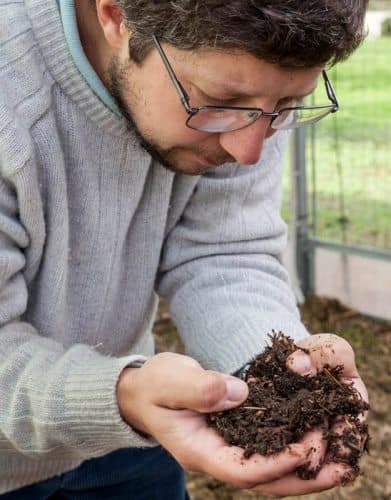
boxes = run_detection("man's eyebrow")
[279,86,318,102]
[204,83,318,101]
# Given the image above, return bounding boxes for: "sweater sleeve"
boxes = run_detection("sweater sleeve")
[0,173,155,462]
[157,130,310,373]
[0,6,157,467]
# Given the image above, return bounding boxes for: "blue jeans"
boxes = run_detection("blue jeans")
[1,446,189,499]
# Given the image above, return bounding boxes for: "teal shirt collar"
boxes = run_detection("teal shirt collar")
[56,0,122,116]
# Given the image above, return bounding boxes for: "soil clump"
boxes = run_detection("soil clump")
[207,331,369,481]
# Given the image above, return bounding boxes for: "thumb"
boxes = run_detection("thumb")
[287,334,359,378]
[155,367,249,413]
[192,372,249,413]
[287,349,317,376]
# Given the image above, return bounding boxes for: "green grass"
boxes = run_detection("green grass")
[369,0,391,10]
[320,37,391,142]
[282,36,391,250]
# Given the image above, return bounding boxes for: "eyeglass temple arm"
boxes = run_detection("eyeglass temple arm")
[323,70,339,111]
[152,35,193,111]
[153,36,339,117]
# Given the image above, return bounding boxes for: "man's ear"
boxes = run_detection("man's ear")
[95,0,126,48]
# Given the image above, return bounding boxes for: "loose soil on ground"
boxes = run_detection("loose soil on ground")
[153,295,391,500]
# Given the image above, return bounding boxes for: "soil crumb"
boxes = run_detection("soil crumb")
[207,331,369,480]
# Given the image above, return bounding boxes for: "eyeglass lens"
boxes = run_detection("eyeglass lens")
[187,105,334,133]
[187,108,263,133]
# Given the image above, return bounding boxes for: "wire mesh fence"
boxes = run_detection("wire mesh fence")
[281,20,391,319]
[309,36,390,250]
[283,32,391,252]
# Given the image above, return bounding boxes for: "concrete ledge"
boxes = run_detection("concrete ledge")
[314,248,391,320]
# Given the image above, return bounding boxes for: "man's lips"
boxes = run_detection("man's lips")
[195,153,234,167]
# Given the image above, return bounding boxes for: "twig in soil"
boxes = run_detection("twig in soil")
[323,367,345,389]
[317,402,333,415]
[242,406,267,411]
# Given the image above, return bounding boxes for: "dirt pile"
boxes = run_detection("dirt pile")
[207,332,369,481]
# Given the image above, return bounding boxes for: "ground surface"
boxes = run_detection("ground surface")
[153,295,391,500]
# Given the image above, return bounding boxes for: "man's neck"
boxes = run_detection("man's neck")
[74,0,110,88]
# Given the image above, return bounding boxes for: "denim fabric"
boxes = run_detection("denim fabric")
[1,447,189,499]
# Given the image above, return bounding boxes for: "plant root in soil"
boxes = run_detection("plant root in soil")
[207,331,369,481]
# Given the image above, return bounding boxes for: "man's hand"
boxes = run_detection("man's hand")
[117,335,368,498]
[116,352,325,493]
[248,333,368,498]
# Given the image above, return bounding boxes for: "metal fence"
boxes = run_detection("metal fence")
[284,28,391,311]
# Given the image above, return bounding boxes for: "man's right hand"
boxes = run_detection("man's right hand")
[116,352,351,496]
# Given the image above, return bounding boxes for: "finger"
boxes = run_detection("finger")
[341,375,369,405]
[154,404,326,490]
[288,347,368,407]
[290,334,359,377]
[153,406,310,486]
[287,350,368,474]
[296,428,328,478]
[181,371,249,412]
[287,349,317,376]
[185,428,316,489]
[251,462,355,497]
[326,400,369,466]
[148,354,248,412]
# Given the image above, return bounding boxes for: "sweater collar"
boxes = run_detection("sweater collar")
[56,0,122,117]
[26,0,131,137]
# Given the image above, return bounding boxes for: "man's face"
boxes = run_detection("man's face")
[109,41,322,175]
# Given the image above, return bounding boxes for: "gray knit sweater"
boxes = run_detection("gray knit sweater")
[0,0,309,493]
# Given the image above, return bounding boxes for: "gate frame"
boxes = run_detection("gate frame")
[291,128,391,303]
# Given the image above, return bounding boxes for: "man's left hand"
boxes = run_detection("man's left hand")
[250,333,369,498]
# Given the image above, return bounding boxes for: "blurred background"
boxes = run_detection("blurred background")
[282,0,391,321]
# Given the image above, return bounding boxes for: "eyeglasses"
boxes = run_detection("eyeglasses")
[152,35,339,134]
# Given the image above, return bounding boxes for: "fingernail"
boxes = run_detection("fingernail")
[225,378,248,402]
[287,350,314,375]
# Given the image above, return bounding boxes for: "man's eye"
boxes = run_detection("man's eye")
[277,98,301,110]
[196,88,237,106]
[246,110,261,119]
[206,95,236,106]
[191,88,224,106]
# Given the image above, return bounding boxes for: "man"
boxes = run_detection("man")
[0,0,368,498]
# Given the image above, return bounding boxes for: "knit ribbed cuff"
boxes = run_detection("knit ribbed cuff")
[63,353,157,456]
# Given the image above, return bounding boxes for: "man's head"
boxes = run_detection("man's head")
[118,0,368,68]
[86,1,368,174]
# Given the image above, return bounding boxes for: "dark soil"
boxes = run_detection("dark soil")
[207,332,369,481]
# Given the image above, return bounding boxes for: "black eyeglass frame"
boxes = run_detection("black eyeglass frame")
[152,35,339,133]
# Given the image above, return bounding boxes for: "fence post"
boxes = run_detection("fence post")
[292,127,314,296]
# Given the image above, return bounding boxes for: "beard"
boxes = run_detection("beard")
[106,57,181,172]
[106,56,234,175]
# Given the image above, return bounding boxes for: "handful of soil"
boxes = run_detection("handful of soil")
[208,331,369,481]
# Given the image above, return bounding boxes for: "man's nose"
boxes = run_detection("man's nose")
[218,118,275,165]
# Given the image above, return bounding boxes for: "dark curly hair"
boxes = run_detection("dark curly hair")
[115,0,368,68]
